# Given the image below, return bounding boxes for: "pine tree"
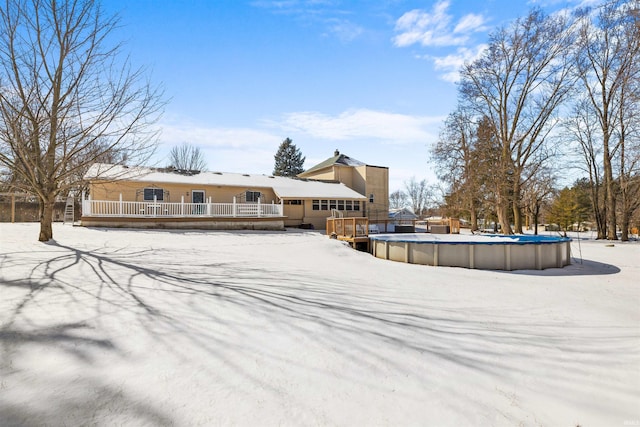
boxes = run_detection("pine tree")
[273,138,305,177]
[549,186,590,232]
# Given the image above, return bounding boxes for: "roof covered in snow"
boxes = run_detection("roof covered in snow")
[388,208,418,219]
[299,150,367,176]
[84,163,367,200]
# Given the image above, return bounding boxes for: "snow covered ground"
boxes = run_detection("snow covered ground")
[1,223,638,426]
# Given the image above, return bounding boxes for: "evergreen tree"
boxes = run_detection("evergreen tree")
[548,186,590,232]
[273,138,305,177]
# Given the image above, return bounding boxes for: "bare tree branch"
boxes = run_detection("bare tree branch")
[0,0,164,241]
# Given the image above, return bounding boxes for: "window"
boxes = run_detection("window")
[312,199,358,211]
[143,188,164,201]
[285,200,302,205]
[369,193,374,203]
[246,191,261,202]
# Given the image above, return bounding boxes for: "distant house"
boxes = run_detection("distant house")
[81,163,366,230]
[298,150,389,222]
[388,208,418,221]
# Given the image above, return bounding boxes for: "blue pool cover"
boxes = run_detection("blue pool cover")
[369,233,572,245]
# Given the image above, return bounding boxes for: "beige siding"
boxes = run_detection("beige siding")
[283,203,304,226]
[88,180,366,230]
[281,198,365,230]
[363,165,389,221]
[303,168,336,182]
[333,166,354,189]
[89,180,278,204]
[299,162,389,223]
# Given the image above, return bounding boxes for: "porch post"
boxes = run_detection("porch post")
[87,193,92,216]
[181,196,184,216]
[119,193,123,216]
[258,197,261,218]
[233,196,237,217]
[207,197,211,216]
[280,199,284,216]
[153,195,157,217]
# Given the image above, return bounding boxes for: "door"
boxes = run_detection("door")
[192,190,205,214]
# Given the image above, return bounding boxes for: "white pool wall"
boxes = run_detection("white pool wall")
[370,234,572,271]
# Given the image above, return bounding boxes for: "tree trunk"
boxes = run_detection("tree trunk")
[619,194,630,241]
[39,199,55,242]
[603,138,618,240]
[496,198,513,235]
[512,200,523,234]
[620,212,629,241]
[533,202,540,235]
[496,177,513,235]
[470,206,478,232]
[595,208,607,239]
[510,177,521,233]
[590,181,607,239]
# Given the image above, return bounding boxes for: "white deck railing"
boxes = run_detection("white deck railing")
[82,194,283,218]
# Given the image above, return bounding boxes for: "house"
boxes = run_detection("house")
[298,150,389,223]
[388,208,418,221]
[81,163,367,230]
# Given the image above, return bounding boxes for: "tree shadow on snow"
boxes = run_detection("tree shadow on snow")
[0,238,636,423]
[0,377,173,427]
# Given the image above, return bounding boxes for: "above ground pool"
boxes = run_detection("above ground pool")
[369,233,572,271]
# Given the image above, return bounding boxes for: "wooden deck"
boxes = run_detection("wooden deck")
[326,216,462,251]
[326,217,370,251]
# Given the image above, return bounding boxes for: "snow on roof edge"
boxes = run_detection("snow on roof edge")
[84,163,367,200]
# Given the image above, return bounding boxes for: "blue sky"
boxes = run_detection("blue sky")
[104,0,601,192]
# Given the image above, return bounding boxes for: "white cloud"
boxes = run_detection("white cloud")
[528,0,602,6]
[252,0,365,42]
[158,122,279,149]
[154,121,282,174]
[153,109,445,176]
[250,1,301,13]
[454,13,487,34]
[325,19,364,42]
[432,44,488,82]
[393,1,488,48]
[209,147,277,174]
[268,109,443,144]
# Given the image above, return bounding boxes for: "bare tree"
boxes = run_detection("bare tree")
[404,177,432,217]
[389,190,408,210]
[521,166,555,235]
[432,106,484,231]
[573,0,640,239]
[0,0,163,241]
[459,9,575,234]
[168,143,207,172]
[617,56,640,240]
[564,98,608,238]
